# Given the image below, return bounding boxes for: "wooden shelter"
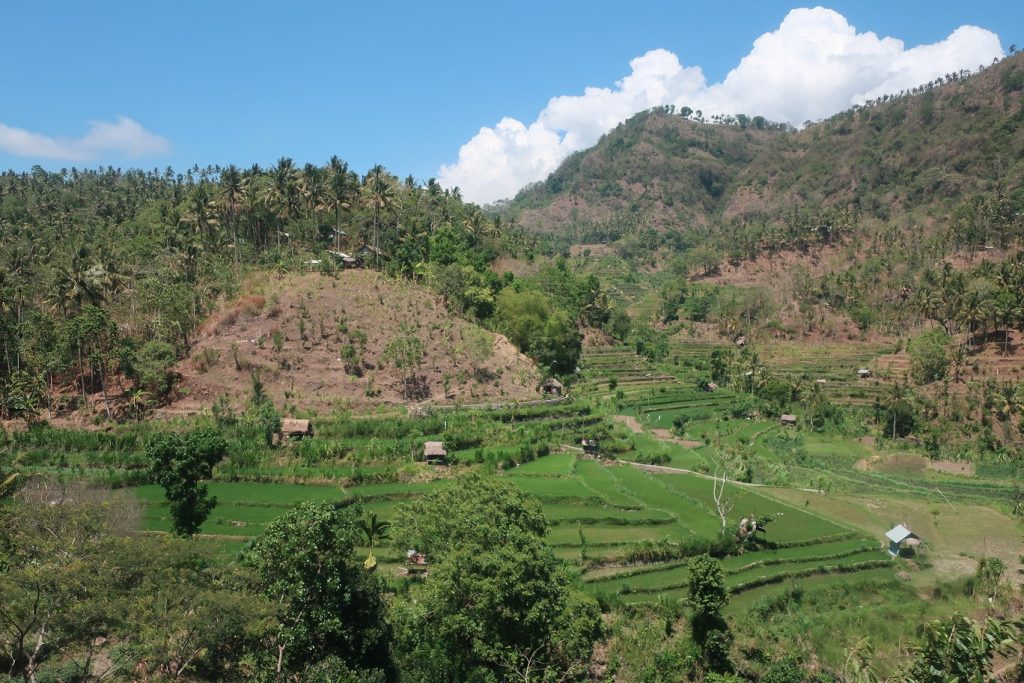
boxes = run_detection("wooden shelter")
[405,549,429,576]
[327,250,359,268]
[422,441,447,465]
[780,414,797,427]
[541,378,564,396]
[858,368,872,379]
[885,524,921,557]
[281,418,313,439]
[356,244,386,259]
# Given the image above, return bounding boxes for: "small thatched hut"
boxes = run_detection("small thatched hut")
[281,419,313,439]
[541,378,564,396]
[423,441,447,465]
[780,414,797,427]
[356,244,386,259]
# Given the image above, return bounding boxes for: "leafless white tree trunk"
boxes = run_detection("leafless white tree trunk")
[712,466,733,531]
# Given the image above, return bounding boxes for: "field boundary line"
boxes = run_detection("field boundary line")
[625,462,860,534]
[627,461,819,494]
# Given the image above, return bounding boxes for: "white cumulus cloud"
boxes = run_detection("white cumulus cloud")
[439,7,1003,204]
[0,116,170,161]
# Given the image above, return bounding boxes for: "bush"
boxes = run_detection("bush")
[908,328,951,385]
[129,340,177,397]
[634,451,671,466]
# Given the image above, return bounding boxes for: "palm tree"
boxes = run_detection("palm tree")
[47,248,123,317]
[320,158,357,251]
[359,510,390,569]
[364,165,395,266]
[240,174,268,247]
[882,380,908,439]
[957,289,991,351]
[300,163,326,220]
[360,509,390,548]
[219,165,243,265]
[466,207,489,242]
[266,157,300,247]
[125,388,151,421]
[180,184,221,246]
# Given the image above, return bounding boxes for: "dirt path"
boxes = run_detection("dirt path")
[629,461,821,494]
[613,414,644,433]
[648,428,704,448]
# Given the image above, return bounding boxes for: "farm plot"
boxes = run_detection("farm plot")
[135,481,348,537]
[762,341,897,406]
[589,542,887,603]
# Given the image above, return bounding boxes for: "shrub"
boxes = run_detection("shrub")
[128,340,178,397]
[192,347,220,374]
[908,328,951,385]
[634,451,671,466]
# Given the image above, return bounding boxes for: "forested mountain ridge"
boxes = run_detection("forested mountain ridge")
[510,51,1024,251]
[510,110,784,234]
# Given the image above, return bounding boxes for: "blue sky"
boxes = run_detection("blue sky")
[2,1,1021,200]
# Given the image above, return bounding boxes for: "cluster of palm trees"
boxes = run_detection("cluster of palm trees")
[915,257,1024,353]
[171,157,496,255]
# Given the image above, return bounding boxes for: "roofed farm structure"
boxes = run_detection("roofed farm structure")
[541,378,564,396]
[885,524,922,557]
[281,418,313,439]
[422,441,447,465]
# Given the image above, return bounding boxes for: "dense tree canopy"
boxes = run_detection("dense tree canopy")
[391,476,601,682]
[245,501,392,677]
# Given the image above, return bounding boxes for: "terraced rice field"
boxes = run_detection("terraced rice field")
[762,341,898,406]
[588,538,887,603]
[580,344,744,427]
[12,352,949,612]
[130,444,882,597]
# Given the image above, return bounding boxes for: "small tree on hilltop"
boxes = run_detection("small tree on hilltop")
[147,428,227,537]
[384,326,427,401]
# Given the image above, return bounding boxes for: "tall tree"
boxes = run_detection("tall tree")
[364,165,395,265]
[245,502,391,677]
[147,428,227,537]
[219,165,243,265]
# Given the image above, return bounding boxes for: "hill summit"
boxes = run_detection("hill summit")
[168,270,542,415]
[510,53,1024,239]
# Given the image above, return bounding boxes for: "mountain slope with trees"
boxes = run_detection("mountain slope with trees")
[510,51,1024,256]
[0,155,600,422]
[171,270,542,415]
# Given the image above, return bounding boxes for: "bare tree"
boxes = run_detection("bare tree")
[712,466,733,531]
